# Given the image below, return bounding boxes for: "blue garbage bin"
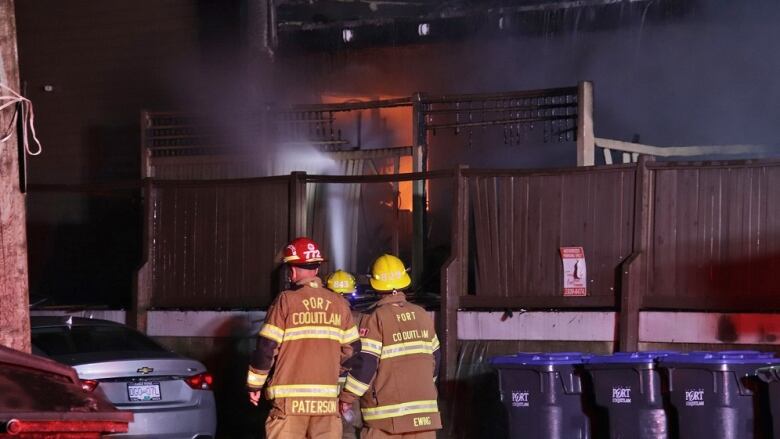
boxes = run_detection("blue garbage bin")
[583,351,676,439]
[659,351,779,439]
[492,352,593,439]
[756,365,780,439]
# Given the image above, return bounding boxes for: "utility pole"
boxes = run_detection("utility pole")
[0,0,31,353]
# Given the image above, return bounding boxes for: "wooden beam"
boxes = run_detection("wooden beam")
[595,137,773,157]
[603,148,613,165]
[349,160,362,273]
[289,171,308,238]
[411,93,426,288]
[140,111,152,178]
[391,155,401,256]
[325,146,412,161]
[458,295,616,309]
[576,81,595,166]
[617,156,653,351]
[133,181,154,332]
[617,253,642,351]
[0,0,31,352]
[440,166,467,386]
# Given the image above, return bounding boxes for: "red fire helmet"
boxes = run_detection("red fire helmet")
[283,237,325,265]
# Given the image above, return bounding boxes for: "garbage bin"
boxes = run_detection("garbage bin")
[492,352,592,439]
[583,351,675,439]
[659,351,778,439]
[756,365,780,439]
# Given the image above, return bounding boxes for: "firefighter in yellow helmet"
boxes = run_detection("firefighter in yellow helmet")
[327,270,357,295]
[247,238,361,439]
[327,270,362,439]
[339,254,442,439]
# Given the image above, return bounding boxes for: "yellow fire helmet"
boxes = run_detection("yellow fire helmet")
[370,254,411,292]
[326,270,357,294]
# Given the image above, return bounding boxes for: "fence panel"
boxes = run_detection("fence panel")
[149,178,290,308]
[466,166,635,307]
[646,161,780,310]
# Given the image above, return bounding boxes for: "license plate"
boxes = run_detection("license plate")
[128,382,161,402]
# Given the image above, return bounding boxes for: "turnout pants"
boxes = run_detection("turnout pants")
[360,428,436,439]
[266,413,342,439]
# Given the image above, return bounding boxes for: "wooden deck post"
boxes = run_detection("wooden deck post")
[411,93,427,287]
[133,180,154,332]
[576,81,595,167]
[440,166,468,384]
[0,0,31,352]
[617,156,654,351]
[289,171,308,238]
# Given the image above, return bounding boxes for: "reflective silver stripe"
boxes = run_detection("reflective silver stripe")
[266,384,339,399]
[283,326,344,342]
[431,335,440,351]
[361,400,439,421]
[361,338,383,356]
[343,374,370,396]
[343,325,359,344]
[380,341,436,359]
[259,324,285,343]
[247,368,268,387]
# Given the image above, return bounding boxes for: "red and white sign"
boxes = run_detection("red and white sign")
[560,247,587,297]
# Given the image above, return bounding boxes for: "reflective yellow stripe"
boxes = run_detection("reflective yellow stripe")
[432,335,440,351]
[247,368,268,387]
[342,325,359,344]
[266,384,339,399]
[361,338,383,356]
[283,326,344,342]
[380,340,436,359]
[259,324,284,343]
[343,374,370,396]
[362,400,439,421]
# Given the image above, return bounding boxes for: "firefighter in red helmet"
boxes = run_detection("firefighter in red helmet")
[248,237,360,439]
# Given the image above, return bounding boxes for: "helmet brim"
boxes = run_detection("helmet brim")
[370,273,411,292]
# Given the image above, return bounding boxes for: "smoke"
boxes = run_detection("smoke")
[159,0,780,274]
[325,183,349,271]
[280,0,780,161]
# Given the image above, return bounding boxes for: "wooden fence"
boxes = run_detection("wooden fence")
[439,158,780,380]
[133,158,780,379]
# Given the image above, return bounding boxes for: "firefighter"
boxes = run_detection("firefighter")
[326,269,357,297]
[248,237,360,439]
[338,254,442,439]
[326,269,362,439]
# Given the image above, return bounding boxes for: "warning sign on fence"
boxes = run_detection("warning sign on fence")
[560,247,587,297]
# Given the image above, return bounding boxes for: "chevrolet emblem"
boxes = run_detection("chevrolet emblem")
[137,367,154,375]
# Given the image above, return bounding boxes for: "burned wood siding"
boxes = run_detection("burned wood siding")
[149,179,289,308]
[468,166,634,306]
[647,162,780,310]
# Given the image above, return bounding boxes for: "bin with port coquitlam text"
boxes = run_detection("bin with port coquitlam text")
[659,351,778,439]
[492,352,593,439]
[583,351,675,439]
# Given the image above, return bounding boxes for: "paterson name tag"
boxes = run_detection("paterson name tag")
[128,382,162,402]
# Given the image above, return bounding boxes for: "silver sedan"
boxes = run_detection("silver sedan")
[31,316,217,439]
